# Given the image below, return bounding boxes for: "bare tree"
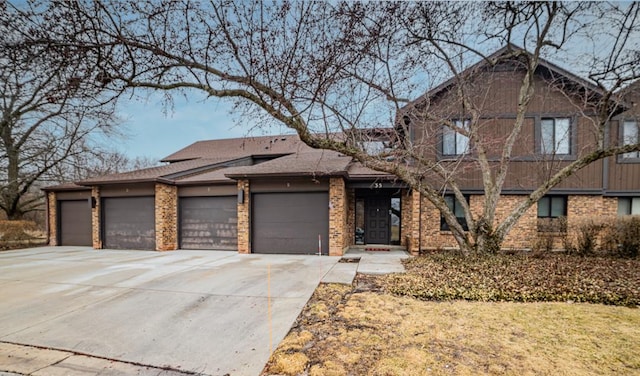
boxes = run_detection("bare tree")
[59,1,640,253]
[0,1,119,219]
[48,147,159,183]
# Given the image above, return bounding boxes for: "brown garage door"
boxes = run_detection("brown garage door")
[59,200,92,246]
[252,192,328,255]
[103,197,155,250]
[179,196,237,250]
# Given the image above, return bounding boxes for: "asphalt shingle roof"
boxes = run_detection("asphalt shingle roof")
[78,158,228,185]
[224,149,351,178]
[161,134,310,162]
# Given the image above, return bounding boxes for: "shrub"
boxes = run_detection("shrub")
[605,217,640,258]
[0,220,38,242]
[572,220,605,256]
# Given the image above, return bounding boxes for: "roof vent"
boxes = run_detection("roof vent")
[281,137,286,141]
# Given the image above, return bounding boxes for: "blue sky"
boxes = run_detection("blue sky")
[114,91,290,161]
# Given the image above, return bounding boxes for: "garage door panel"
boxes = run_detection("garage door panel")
[59,200,92,246]
[103,197,155,250]
[252,192,328,255]
[179,197,237,250]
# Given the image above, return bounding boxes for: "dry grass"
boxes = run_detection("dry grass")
[262,283,640,376]
[0,220,46,250]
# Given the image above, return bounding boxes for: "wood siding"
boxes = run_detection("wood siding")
[410,67,606,192]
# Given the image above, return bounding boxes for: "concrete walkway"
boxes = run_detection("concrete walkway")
[321,247,410,284]
[0,342,191,375]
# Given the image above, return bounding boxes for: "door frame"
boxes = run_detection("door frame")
[355,188,402,246]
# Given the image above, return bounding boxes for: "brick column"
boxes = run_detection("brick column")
[237,180,251,254]
[329,177,346,256]
[409,189,421,255]
[47,192,58,246]
[346,188,355,247]
[155,183,178,251]
[91,186,102,249]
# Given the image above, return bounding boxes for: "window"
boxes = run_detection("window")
[442,120,469,155]
[621,120,639,160]
[440,194,469,231]
[618,197,640,215]
[537,195,567,232]
[540,118,571,155]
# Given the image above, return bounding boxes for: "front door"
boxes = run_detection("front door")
[365,197,390,244]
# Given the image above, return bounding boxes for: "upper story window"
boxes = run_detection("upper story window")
[621,120,639,160]
[442,120,469,156]
[537,195,567,232]
[540,118,571,155]
[618,197,640,215]
[440,194,469,231]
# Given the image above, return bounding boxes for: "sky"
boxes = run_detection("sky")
[113,91,292,162]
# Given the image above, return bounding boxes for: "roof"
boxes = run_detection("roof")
[77,158,229,185]
[224,149,352,178]
[346,163,395,179]
[404,44,611,111]
[42,182,91,191]
[161,134,310,162]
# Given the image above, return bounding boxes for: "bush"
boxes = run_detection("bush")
[0,220,38,241]
[601,217,640,258]
[571,220,605,256]
[561,217,640,258]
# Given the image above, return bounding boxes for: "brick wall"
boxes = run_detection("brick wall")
[91,187,102,249]
[329,177,347,256]
[420,195,459,250]
[419,193,621,251]
[155,183,178,251]
[237,180,250,254]
[47,192,57,246]
[346,188,355,248]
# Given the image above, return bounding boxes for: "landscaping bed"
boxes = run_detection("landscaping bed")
[380,252,640,306]
[262,253,640,375]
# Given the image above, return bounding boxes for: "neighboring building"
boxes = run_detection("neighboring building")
[44,46,639,254]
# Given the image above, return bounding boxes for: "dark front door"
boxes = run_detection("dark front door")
[365,197,390,244]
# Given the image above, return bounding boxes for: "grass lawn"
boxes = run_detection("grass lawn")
[262,253,640,375]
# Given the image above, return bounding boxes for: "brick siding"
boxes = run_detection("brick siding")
[329,177,347,256]
[237,180,250,254]
[155,183,178,251]
[47,192,57,246]
[91,187,102,249]
[419,193,621,251]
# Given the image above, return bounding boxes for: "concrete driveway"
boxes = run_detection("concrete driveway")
[0,247,338,375]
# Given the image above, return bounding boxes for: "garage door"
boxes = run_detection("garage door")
[103,197,155,250]
[59,200,92,246]
[179,196,237,250]
[252,192,328,255]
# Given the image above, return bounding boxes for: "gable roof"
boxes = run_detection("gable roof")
[404,44,611,111]
[161,134,309,162]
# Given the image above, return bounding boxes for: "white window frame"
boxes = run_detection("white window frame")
[540,117,571,155]
[621,120,640,160]
[442,120,470,156]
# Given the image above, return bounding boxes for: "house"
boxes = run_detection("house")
[44,46,639,254]
[44,135,413,255]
